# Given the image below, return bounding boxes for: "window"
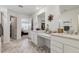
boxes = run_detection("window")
[21,18,31,32]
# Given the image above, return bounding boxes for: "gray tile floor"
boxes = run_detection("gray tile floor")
[2,36,39,53]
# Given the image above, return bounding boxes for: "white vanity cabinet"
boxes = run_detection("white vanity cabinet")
[31,31,38,45]
[51,36,64,53]
[33,31,38,45]
[64,45,79,53]
[51,35,79,53]
[63,38,79,53]
[31,32,79,53]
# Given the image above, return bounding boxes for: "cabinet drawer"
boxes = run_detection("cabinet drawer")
[51,44,63,53]
[64,45,79,53]
[51,40,63,49]
[52,36,79,49]
[54,46,63,53]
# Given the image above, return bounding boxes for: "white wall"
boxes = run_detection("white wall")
[45,5,61,31]
[0,7,10,43]
[60,8,79,32]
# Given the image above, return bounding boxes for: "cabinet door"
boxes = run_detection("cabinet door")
[64,45,79,53]
[52,40,63,49]
[33,32,37,45]
[31,31,34,42]
[51,39,64,53]
[31,31,38,45]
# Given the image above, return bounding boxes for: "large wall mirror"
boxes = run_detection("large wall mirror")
[37,12,45,30]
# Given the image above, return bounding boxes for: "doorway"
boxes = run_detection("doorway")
[21,19,29,36]
[10,16,17,40]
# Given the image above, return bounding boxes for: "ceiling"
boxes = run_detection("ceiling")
[0,5,79,16]
[0,5,46,16]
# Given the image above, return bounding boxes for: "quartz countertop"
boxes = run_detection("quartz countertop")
[38,32,52,39]
[51,33,79,40]
[37,31,79,41]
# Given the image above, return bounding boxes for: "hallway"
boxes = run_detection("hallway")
[2,36,39,53]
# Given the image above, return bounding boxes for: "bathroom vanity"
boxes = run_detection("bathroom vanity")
[50,33,79,53]
[31,31,79,53]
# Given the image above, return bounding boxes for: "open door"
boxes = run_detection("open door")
[10,16,17,40]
